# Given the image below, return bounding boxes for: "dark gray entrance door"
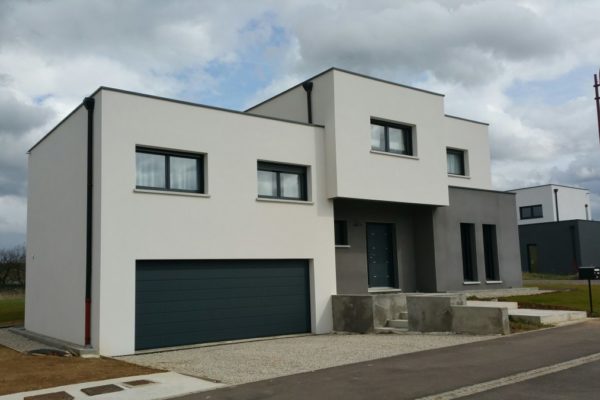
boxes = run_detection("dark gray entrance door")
[366,223,396,287]
[135,259,310,350]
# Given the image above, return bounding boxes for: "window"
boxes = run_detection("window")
[483,224,499,281]
[257,161,307,201]
[370,119,413,156]
[520,205,543,220]
[136,147,204,193]
[447,149,466,176]
[460,223,477,282]
[334,221,349,246]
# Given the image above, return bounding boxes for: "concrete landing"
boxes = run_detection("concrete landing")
[466,300,519,309]
[387,319,408,329]
[508,309,588,325]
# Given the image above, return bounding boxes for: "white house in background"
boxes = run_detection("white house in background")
[510,184,592,225]
[26,68,522,356]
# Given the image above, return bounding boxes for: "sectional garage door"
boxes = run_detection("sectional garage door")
[135,260,311,350]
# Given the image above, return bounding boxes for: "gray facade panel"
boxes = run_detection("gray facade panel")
[518,220,600,274]
[432,187,522,291]
[333,199,434,294]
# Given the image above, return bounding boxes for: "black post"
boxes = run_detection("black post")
[588,279,594,316]
[554,188,560,222]
[594,71,600,143]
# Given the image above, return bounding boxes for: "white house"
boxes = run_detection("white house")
[26,68,522,356]
[510,184,592,225]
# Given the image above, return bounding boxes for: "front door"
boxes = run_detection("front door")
[366,223,395,287]
[527,244,538,273]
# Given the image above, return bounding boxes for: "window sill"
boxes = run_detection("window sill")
[134,189,211,198]
[448,174,470,179]
[463,281,481,285]
[486,280,503,284]
[256,197,314,205]
[335,245,351,248]
[370,150,419,160]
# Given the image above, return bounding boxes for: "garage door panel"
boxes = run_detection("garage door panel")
[135,260,311,350]
[136,275,308,292]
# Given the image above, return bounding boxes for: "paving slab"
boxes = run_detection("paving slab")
[466,300,519,309]
[508,309,587,324]
[0,372,223,400]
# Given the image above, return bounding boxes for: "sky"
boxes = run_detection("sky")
[1,0,600,249]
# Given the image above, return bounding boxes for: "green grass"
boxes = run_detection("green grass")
[500,282,600,317]
[0,297,24,325]
[522,272,578,280]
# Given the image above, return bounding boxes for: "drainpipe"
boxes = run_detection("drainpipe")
[554,188,560,222]
[302,81,313,124]
[83,96,95,346]
[585,204,589,220]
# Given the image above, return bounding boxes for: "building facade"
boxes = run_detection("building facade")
[26,68,522,356]
[510,184,597,274]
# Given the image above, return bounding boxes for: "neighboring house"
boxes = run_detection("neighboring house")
[510,184,599,274]
[26,68,522,356]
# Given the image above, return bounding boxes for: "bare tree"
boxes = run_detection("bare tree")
[0,245,26,287]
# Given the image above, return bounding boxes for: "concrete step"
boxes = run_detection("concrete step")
[508,309,588,325]
[398,311,409,319]
[466,300,519,309]
[387,319,409,329]
[374,327,408,334]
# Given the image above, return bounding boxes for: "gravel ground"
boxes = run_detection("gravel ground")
[0,328,60,353]
[120,332,493,385]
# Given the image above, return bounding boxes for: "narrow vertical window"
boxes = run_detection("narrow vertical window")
[460,223,477,282]
[483,224,499,281]
[334,220,349,246]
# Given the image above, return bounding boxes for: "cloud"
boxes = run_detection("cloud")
[2,0,600,249]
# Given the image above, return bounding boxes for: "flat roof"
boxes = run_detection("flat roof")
[508,183,589,192]
[28,86,325,153]
[245,67,446,112]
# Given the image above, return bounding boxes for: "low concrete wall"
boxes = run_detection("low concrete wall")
[451,306,510,335]
[332,293,407,333]
[407,294,466,332]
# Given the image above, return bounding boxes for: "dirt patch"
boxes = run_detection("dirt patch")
[0,345,161,395]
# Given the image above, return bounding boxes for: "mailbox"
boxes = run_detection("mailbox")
[579,266,600,280]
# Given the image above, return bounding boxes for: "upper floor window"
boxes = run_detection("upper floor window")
[370,119,413,156]
[136,147,204,193]
[257,161,307,201]
[520,205,543,220]
[447,148,466,176]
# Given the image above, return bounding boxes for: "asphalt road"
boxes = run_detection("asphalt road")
[175,320,600,400]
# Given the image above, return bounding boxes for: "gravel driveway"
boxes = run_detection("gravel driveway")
[120,333,493,385]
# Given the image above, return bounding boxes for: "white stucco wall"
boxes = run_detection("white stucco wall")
[249,69,493,205]
[443,116,492,189]
[512,185,591,225]
[96,90,336,355]
[26,106,88,346]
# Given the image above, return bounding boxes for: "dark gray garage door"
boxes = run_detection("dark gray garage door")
[135,259,311,350]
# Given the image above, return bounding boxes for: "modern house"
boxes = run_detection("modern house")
[26,68,522,356]
[510,184,599,275]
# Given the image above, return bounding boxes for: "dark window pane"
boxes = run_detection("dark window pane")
[520,207,532,219]
[532,205,543,218]
[170,156,199,191]
[257,170,278,197]
[388,127,406,154]
[461,223,477,282]
[370,124,386,151]
[280,173,301,199]
[136,152,166,188]
[447,150,465,175]
[483,224,499,281]
[334,221,348,246]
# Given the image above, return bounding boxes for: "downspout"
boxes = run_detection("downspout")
[554,188,560,222]
[83,96,95,346]
[302,81,313,124]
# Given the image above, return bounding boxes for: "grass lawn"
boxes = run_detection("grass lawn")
[0,296,24,325]
[500,282,600,317]
[0,345,160,395]
[522,272,578,280]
